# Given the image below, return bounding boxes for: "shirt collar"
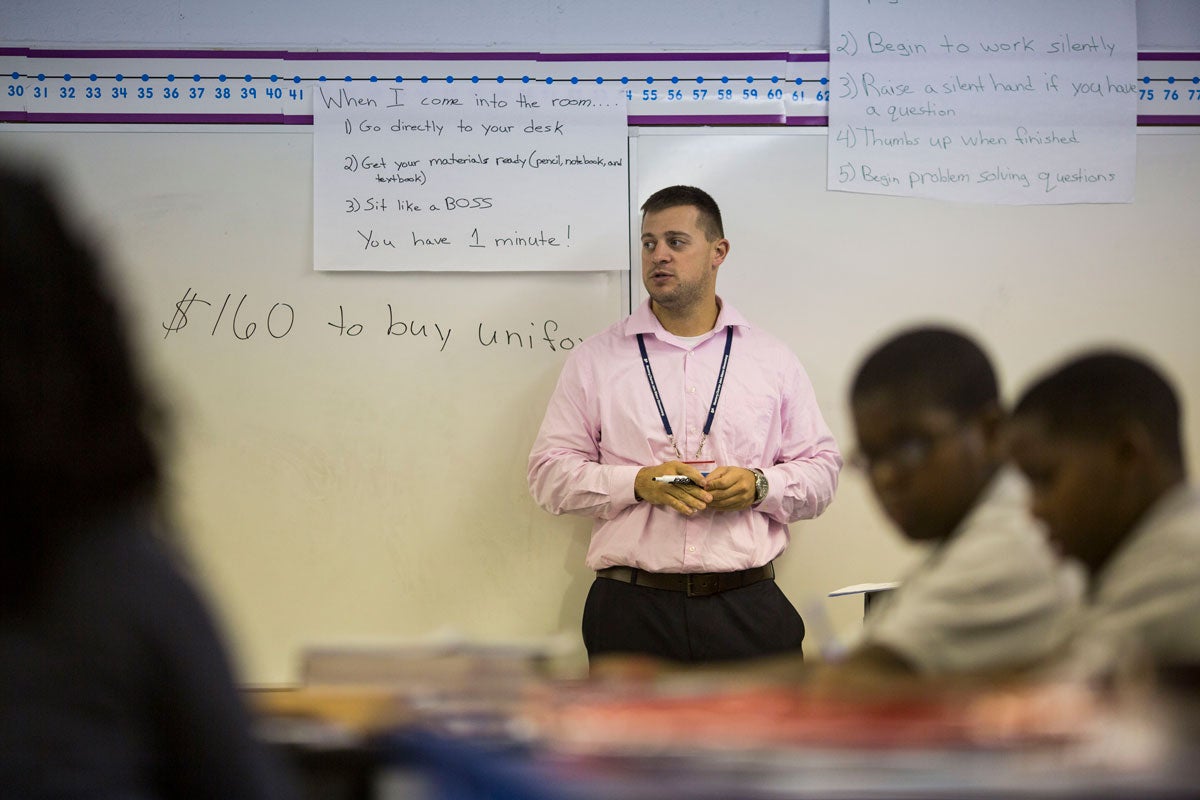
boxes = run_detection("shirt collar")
[622,296,751,340]
[1095,481,1198,591]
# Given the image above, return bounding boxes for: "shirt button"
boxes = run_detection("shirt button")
[688,386,696,393]
[688,546,696,552]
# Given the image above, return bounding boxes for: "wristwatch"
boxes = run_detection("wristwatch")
[751,468,768,505]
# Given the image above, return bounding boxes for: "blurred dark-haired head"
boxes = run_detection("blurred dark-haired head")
[851,326,999,417]
[0,167,163,604]
[1009,350,1186,573]
[1013,351,1184,470]
[849,326,1004,542]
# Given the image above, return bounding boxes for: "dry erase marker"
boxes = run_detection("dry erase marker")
[654,475,697,484]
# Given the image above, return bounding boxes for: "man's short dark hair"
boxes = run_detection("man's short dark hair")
[640,185,724,241]
[1013,351,1184,468]
[851,326,1000,418]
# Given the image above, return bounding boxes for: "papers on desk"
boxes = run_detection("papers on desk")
[272,634,577,742]
[518,675,1171,795]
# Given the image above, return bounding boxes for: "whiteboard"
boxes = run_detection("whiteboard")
[0,125,628,683]
[1,124,1197,681]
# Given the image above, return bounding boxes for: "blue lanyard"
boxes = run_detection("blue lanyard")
[636,326,734,460]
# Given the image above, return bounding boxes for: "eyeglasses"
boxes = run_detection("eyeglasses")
[848,425,967,475]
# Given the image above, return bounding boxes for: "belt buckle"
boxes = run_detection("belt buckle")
[686,573,719,597]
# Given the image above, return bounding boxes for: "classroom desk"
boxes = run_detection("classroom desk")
[252,668,1200,800]
[375,667,1200,800]
[380,724,1200,800]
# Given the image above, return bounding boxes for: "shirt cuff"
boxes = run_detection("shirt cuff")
[606,465,644,509]
[756,465,781,513]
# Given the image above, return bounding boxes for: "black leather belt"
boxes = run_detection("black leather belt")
[595,563,775,597]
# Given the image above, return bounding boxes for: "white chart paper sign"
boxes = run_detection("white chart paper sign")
[828,0,1137,204]
[313,83,628,270]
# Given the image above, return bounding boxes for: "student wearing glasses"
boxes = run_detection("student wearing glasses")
[838,326,1082,678]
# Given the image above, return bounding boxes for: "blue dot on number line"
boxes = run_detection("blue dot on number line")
[11,72,18,80]
[245,74,253,82]
[471,76,479,83]
[420,75,429,83]
[446,76,454,83]
[90,74,97,81]
[746,76,754,83]
[319,75,327,82]
[37,74,44,81]
[696,76,704,83]
[795,77,804,85]
[646,76,654,84]
[293,76,302,83]
[63,74,72,81]
[545,77,553,84]
[1167,76,1175,84]
[1194,77,1200,84]
[167,74,176,82]
[193,74,201,82]
[595,77,603,84]
[218,74,226,82]
[270,74,278,82]
[820,77,828,85]
[671,76,679,83]
[522,75,531,83]
[344,75,353,82]
[621,76,629,84]
[570,76,578,84]
[721,76,729,83]
[114,74,123,81]
[395,76,404,83]
[1143,76,1151,84]
[369,75,377,82]
[497,75,505,83]
[771,75,779,83]
[141,74,149,81]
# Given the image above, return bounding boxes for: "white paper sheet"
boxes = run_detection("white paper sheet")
[828,0,1138,204]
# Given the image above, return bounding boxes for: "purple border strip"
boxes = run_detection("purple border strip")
[538,52,787,62]
[1138,52,1200,61]
[629,114,784,125]
[9,47,1197,62]
[26,112,285,124]
[1138,114,1200,125]
[785,115,831,126]
[285,51,538,61]
[27,48,288,59]
[9,112,1191,126]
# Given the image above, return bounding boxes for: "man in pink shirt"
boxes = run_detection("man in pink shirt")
[528,185,842,664]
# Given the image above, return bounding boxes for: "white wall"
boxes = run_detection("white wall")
[2,2,1198,684]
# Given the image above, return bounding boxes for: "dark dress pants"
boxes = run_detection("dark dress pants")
[582,575,805,663]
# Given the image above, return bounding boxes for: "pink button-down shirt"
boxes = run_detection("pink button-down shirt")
[528,298,841,573]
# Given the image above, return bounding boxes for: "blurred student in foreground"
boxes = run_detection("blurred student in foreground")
[1008,351,1200,678]
[832,327,1082,680]
[0,168,295,799]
